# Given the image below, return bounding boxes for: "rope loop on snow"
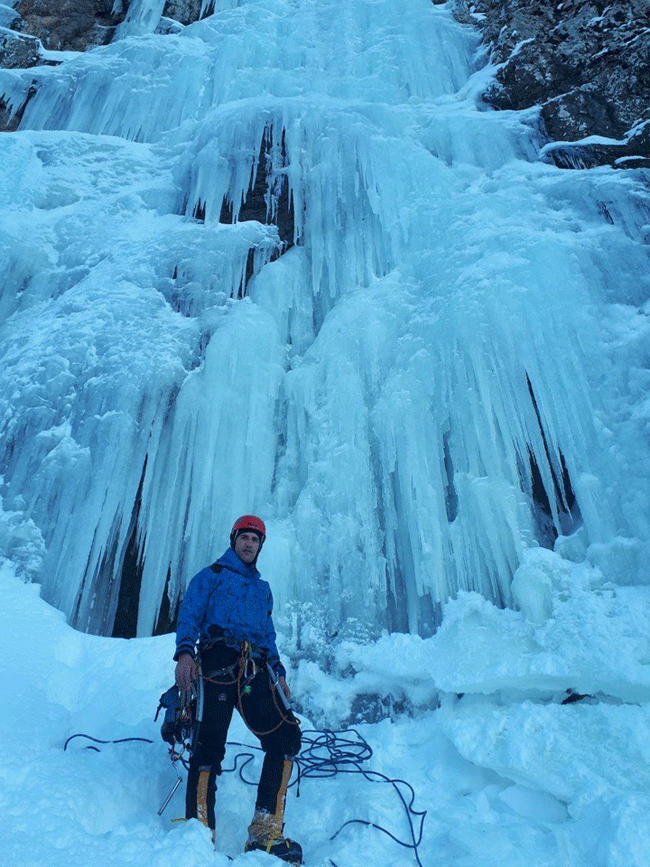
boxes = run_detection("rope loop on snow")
[224,727,426,867]
[63,727,426,867]
[63,734,154,752]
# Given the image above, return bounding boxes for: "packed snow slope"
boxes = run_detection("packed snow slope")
[1,0,649,638]
[4,547,650,867]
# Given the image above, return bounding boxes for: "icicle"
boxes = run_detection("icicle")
[114,0,167,38]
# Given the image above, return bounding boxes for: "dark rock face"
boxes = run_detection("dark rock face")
[162,0,204,27]
[0,22,42,131]
[0,28,41,69]
[454,0,650,168]
[12,0,125,52]
[1,0,206,63]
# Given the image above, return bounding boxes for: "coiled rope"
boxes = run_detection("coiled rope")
[64,726,426,867]
[224,728,426,867]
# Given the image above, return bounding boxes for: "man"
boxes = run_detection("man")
[174,515,302,865]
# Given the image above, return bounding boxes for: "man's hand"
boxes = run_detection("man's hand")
[175,653,197,691]
[279,676,291,700]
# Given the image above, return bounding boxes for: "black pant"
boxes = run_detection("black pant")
[186,647,302,830]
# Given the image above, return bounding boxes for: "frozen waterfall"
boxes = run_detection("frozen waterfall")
[1,0,649,639]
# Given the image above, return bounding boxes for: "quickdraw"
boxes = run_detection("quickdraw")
[240,639,258,693]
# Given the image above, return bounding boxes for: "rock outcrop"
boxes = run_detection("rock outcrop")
[0,27,41,70]
[11,0,125,52]
[162,0,204,27]
[0,0,207,65]
[452,0,650,168]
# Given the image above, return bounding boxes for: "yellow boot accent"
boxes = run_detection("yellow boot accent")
[275,759,293,818]
[196,768,211,828]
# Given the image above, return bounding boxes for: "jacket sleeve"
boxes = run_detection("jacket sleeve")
[174,568,211,661]
[263,586,286,679]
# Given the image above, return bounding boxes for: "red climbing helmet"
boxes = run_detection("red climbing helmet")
[230,515,267,548]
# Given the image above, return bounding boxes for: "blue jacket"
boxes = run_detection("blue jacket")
[175,546,286,677]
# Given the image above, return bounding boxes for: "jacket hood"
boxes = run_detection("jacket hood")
[217,545,261,580]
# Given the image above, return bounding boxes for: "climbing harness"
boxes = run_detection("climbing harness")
[200,638,301,738]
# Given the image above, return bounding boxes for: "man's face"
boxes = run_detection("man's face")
[234,531,261,564]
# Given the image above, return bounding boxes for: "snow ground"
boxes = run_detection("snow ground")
[3,554,650,867]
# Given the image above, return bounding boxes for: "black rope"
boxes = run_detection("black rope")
[63,734,154,752]
[221,728,426,867]
[63,728,426,867]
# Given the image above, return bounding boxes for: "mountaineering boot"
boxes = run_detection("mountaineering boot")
[244,809,303,865]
